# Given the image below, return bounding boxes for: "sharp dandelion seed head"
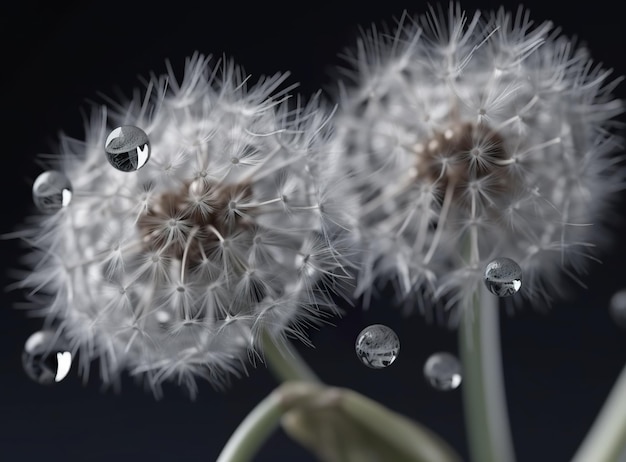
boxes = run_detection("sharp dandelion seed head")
[11,53,354,398]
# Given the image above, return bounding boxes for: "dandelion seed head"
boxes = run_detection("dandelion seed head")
[335,4,625,322]
[12,53,353,398]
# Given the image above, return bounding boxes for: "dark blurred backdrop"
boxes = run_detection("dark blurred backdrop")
[1,1,626,461]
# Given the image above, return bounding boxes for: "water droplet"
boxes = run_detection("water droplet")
[423,352,462,391]
[22,331,72,385]
[483,257,522,297]
[189,178,206,197]
[32,171,73,213]
[105,126,151,172]
[355,324,399,369]
[155,310,172,329]
[609,289,626,328]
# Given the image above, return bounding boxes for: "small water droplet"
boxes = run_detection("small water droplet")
[355,324,399,369]
[483,257,522,297]
[609,289,626,328]
[32,171,73,213]
[105,126,151,172]
[423,352,462,391]
[155,310,172,329]
[189,179,205,197]
[22,331,72,385]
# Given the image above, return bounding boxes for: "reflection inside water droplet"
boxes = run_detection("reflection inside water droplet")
[32,171,73,213]
[483,257,522,297]
[355,324,400,369]
[105,126,151,172]
[22,330,72,385]
[423,352,462,391]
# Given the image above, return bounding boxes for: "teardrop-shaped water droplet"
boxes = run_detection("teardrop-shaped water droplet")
[609,289,626,328]
[423,352,462,391]
[105,126,151,172]
[22,330,72,385]
[355,324,400,369]
[483,257,522,297]
[32,171,73,213]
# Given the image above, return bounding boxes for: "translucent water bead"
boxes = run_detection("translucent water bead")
[22,331,72,385]
[355,324,400,369]
[32,171,73,213]
[423,352,462,391]
[483,257,522,297]
[609,289,626,328]
[104,125,151,172]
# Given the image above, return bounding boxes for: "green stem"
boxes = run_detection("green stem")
[261,329,322,384]
[571,362,626,462]
[216,332,321,462]
[459,283,516,462]
[216,386,286,462]
[216,382,321,462]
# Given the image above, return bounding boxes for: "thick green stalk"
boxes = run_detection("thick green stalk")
[459,283,515,462]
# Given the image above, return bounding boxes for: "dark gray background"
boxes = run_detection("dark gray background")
[1,1,625,461]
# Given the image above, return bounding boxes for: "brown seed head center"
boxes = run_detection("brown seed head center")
[137,179,252,264]
[412,122,513,200]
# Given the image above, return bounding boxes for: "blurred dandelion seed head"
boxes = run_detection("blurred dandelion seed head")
[334,4,626,323]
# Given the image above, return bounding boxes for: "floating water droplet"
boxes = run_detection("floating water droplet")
[355,324,399,369]
[483,257,522,297]
[423,352,462,391]
[32,171,73,213]
[22,331,72,385]
[105,126,151,172]
[609,289,626,328]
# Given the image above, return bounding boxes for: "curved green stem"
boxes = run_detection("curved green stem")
[216,332,321,462]
[571,362,626,462]
[261,329,322,384]
[459,284,516,462]
[216,386,287,462]
[216,382,327,462]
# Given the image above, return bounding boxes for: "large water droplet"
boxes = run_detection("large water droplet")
[355,324,400,369]
[423,352,462,391]
[105,126,151,172]
[609,289,626,328]
[22,331,72,385]
[32,171,73,213]
[483,257,522,297]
